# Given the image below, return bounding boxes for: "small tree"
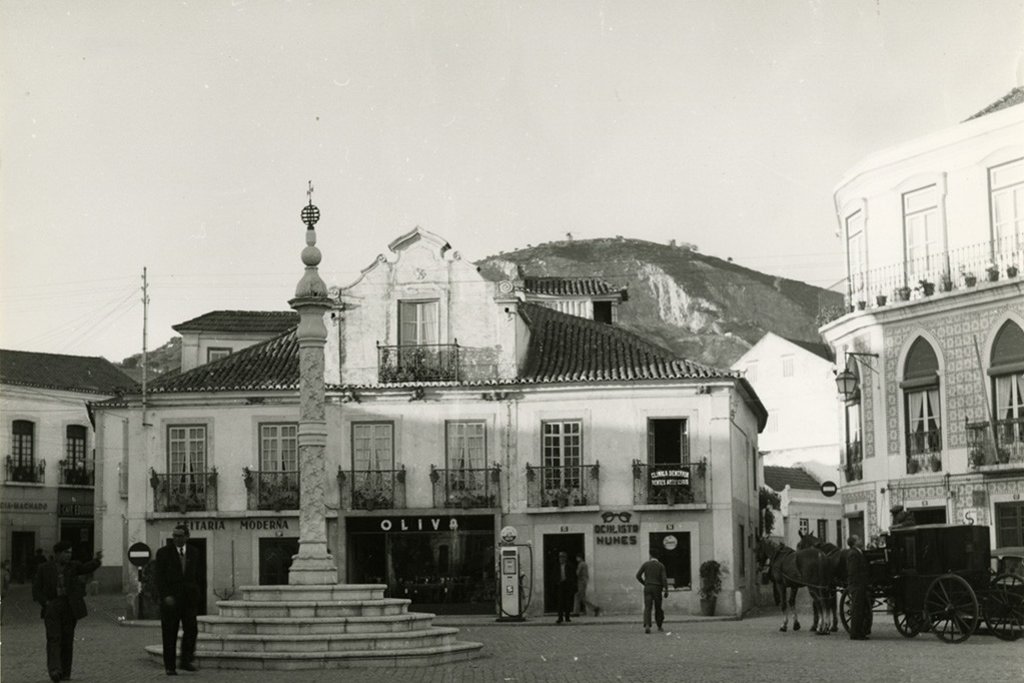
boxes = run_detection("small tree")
[699,560,723,600]
[759,486,781,537]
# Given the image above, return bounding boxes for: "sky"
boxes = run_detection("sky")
[2,1,1023,363]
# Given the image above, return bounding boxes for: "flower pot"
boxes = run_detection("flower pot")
[1008,266,1019,278]
[699,596,717,617]
[896,287,912,301]
[856,300,866,311]
[964,275,977,287]
[875,295,887,307]
[920,282,935,296]
[987,269,1000,282]
[939,278,953,293]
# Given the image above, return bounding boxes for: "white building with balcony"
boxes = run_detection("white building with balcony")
[821,87,1024,548]
[93,227,767,618]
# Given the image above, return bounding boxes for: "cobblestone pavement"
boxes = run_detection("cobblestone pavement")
[3,584,1021,683]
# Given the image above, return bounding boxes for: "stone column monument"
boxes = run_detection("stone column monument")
[287,184,338,585]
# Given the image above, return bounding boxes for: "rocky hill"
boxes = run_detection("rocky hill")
[116,337,181,381]
[477,237,842,368]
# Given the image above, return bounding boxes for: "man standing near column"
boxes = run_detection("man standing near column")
[154,524,203,674]
[845,534,871,640]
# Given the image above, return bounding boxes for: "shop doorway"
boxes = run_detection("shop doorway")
[259,537,299,585]
[648,531,691,590]
[847,514,865,543]
[11,531,35,583]
[542,533,584,613]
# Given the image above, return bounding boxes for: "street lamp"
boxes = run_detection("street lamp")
[835,351,879,401]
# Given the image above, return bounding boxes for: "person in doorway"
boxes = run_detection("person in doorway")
[555,551,576,624]
[573,552,601,617]
[635,552,669,633]
[32,541,102,682]
[31,547,47,579]
[845,534,872,640]
[154,524,204,674]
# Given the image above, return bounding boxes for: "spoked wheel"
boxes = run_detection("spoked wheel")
[984,573,1024,642]
[839,588,852,633]
[924,574,979,644]
[893,610,925,638]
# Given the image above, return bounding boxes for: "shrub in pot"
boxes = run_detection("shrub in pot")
[698,560,723,616]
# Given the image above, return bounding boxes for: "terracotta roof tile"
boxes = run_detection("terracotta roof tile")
[172,310,299,334]
[522,277,625,298]
[518,303,729,383]
[148,329,298,393]
[0,349,137,395]
[764,466,821,492]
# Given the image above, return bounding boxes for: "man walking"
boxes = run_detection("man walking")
[845,534,872,640]
[33,541,102,682]
[574,552,601,617]
[555,551,575,624]
[635,552,669,633]
[154,524,204,674]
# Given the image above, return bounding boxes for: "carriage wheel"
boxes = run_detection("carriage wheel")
[893,609,924,638]
[984,573,1024,642]
[924,574,979,644]
[839,588,852,633]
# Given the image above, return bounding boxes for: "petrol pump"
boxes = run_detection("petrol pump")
[496,526,531,621]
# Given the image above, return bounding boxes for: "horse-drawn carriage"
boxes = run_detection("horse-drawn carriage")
[836,524,1024,643]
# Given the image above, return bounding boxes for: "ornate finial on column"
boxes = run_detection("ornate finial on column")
[295,181,328,300]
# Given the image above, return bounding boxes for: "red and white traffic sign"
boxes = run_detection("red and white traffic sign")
[820,481,838,497]
[128,541,151,567]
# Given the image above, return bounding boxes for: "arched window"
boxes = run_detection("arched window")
[990,321,1024,445]
[902,338,941,471]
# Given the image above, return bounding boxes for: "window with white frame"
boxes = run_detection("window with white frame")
[65,425,87,467]
[781,354,794,378]
[11,420,35,479]
[903,185,941,280]
[352,422,394,471]
[903,338,941,459]
[542,420,582,491]
[446,421,486,490]
[168,425,207,475]
[398,300,439,346]
[991,320,1024,445]
[990,157,1024,255]
[799,518,809,535]
[260,423,298,472]
[207,347,231,363]
[846,210,866,298]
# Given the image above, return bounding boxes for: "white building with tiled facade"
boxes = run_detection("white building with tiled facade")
[93,226,767,618]
[821,88,1024,549]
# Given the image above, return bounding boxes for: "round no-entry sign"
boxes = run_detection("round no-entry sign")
[128,542,151,567]
[820,481,838,497]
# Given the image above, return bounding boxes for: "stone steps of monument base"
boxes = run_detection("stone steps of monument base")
[194,626,460,653]
[216,598,411,618]
[145,639,484,669]
[237,584,387,602]
[199,612,437,635]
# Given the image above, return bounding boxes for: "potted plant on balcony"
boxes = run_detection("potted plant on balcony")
[875,294,887,307]
[856,300,867,311]
[698,560,723,616]
[969,444,986,468]
[896,285,912,301]
[938,273,954,292]
[917,279,935,296]
[986,263,1000,282]
[1008,265,1019,278]
[962,269,977,287]
[907,458,920,474]
[928,454,942,472]
[996,446,1011,464]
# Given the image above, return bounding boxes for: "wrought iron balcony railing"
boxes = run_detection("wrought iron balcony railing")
[377,343,460,383]
[338,467,406,511]
[5,456,45,483]
[150,469,218,513]
[59,459,95,487]
[841,234,1022,313]
[243,468,300,511]
[525,463,600,508]
[905,427,943,474]
[967,418,1024,468]
[430,465,501,508]
[631,460,708,505]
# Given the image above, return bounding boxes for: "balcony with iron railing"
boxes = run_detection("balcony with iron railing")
[841,235,1022,313]
[150,468,218,513]
[905,427,943,474]
[631,460,708,506]
[967,418,1024,470]
[338,467,407,510]
[843,440,863,482]
[4,456,45,484]
[59,459,95,487]
[243,468,300,511]
[377,342,460,383]
[525,463,600,508]
[430,465,501,508]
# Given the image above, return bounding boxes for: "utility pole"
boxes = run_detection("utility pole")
[141,267,149,411]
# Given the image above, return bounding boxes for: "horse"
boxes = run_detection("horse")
[756,535,836,635]
[795,531,842,633]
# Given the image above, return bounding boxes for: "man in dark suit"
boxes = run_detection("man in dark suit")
[845,534,872,640]
[635,552,669,633]
[32,541,102,682]
[154,524,203,675]
[554,551,576,624]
